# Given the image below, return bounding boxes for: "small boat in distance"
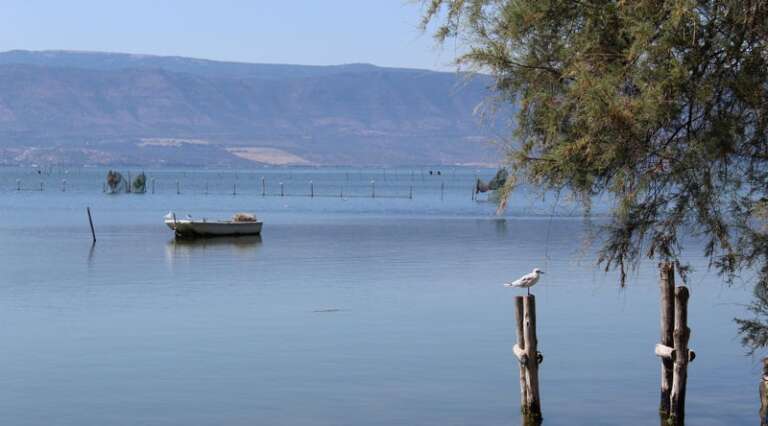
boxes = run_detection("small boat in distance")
[165,212,263,239]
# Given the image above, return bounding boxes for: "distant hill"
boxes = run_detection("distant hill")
[0,50,505,166]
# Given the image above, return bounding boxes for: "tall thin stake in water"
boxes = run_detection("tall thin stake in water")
[86,207,96,243]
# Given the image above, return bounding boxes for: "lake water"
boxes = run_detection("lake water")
[0,167,759,425]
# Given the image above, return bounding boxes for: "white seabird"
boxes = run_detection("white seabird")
[504,268,545,295]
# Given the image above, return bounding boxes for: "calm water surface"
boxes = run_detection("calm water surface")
[0,167,758,425]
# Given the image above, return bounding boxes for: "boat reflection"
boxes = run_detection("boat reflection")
[165,235,263,263]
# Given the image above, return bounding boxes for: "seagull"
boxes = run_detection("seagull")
[504,268,545,295]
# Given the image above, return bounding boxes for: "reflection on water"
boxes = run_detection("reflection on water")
[165,235,263,263]
[170,234,263,248]
[492,217,508,235]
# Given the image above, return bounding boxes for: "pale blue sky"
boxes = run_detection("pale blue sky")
[0,0,458,70]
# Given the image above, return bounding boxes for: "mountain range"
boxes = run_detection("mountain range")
[0,50,506,167]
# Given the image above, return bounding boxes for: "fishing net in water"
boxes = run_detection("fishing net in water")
[106,170,124,193]
[132,172,146,193]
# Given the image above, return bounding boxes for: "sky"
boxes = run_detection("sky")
[0,0,460,70]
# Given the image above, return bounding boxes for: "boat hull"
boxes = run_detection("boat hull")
[165,220,262,238]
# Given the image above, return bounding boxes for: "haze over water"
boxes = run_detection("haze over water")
[0,167,757,425]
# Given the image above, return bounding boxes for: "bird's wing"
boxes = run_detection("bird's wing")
[504,274,531,287]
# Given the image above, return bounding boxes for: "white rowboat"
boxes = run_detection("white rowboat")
[165,212,262,238]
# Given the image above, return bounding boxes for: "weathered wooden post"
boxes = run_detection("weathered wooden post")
[371,180,376,198]
[233,183,237,196]
[760,358,768,426]
[261,177,266,196]
[523,295,542,420]
[440,181,445,200]
[280,182,284,197]
[512,294,543,422]
[310,181,314,198]
[655,272,694,426]
[176,180,180,195]
[409,185,413,200]
[205,181,208,195]
[669,286,691,425]
[86,207,96,243]
[16,179,20,191]
[62,179,66,192]
[659,262,675,417]
[513,297,529,412]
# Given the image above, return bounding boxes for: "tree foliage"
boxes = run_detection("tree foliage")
[421,0,768,346]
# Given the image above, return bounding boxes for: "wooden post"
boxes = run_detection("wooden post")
[176,180,180,195]
[261,177,266,196]
[409,185,413,200]
[760,358,768,426]
[310,181,314,198]
[205,181,208,195]
[514,296,529,413]
[655,267,695,425]
[86,207,96,243]
[233,183,237,196]
[151,178,155,194]
[62,179,66,192]
[280,182,284,197]
[16,179,20,191]
[371,180,376,198]
[660,262,675,417]
[669,286,690,425]
[440,181,445,200]
[523,295,542,420]
[40,181,44,191]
